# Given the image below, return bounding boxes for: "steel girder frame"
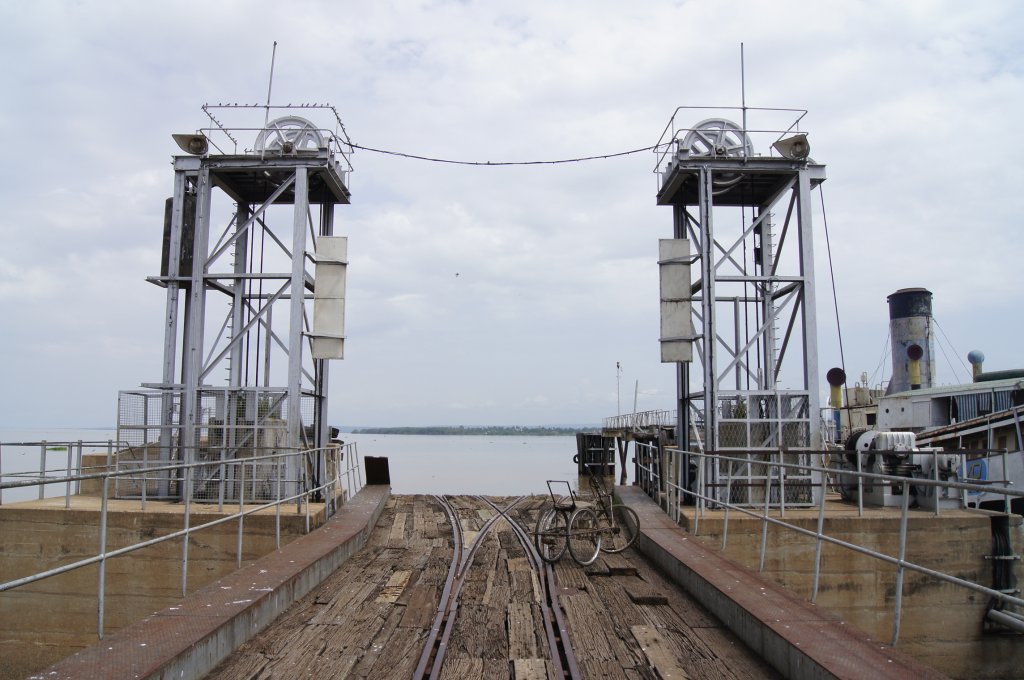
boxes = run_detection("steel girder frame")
[674,162,822,506]
[157,155,337,500]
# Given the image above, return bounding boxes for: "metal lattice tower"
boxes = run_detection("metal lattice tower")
[655,109,825,506]
[119,105,352,500]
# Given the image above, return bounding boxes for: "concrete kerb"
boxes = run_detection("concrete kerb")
[31,485,391,680]
[617,486,949,680]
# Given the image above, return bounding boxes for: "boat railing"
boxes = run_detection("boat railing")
[0,442,364,639]
[633,442,1024,644]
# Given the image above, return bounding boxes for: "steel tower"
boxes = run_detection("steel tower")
[118,106,352,500]
[655,109,825,506]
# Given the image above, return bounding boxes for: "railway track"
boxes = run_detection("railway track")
[414,495,581,680]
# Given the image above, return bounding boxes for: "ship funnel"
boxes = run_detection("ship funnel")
[886,288,935,394]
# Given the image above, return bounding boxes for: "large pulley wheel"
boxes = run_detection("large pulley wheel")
[254,115,325,153]
[680,118,753,193]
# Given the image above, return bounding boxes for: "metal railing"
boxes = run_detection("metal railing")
[0,442,363,639]
[602,409,674,432]
[199,103,355,176]
[0,439,124,505]
[652,105,810,183]
[634,442,1024,644]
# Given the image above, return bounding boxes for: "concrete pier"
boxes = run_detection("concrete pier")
[28,489,957,680]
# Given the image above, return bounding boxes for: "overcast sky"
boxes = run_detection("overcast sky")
[1,1,1022,429]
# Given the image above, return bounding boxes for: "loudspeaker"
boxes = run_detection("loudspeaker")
[772,133,810,160]
[171,133,209,155]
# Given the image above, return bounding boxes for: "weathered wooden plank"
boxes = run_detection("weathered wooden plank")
[363,625,426,680]
[631,624,691,680]
[507,601,539,659]
[399,583,439,629]
[376,569,412,602]
[623,582,669,606]
[579,658,629,679]
[389,512,408,543]
[602,551,640,576]
[512,658,552,680]
[439,657,484,680]
[347,603,406,676]
[561,593,616,661]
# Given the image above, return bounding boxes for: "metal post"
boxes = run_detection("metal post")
[181,455,192,597]
[699,169,718,456]
[778,450,786,518]
[97,475,109,639]
[1003,448,1010,515]
[891,487,911,645]
[0,442,4,505]
[237,459,246,569]
[286,168,309,461]
[812,477,827,602]
[722,472,734,551]
[160,168,188,499]
[759,464,772,573]
[275,455,282,550]
[141,440,148,511]
[39,441,46,500]
[65,443,73,509]
[857,450,864,517]
[75,440,83,496]
[796,168,822,449]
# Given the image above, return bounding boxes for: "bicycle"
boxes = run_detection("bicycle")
[534,480,603,565]
[578,463,640,554]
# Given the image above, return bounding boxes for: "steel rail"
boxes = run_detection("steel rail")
[479,496,583,680]
[415,495,527,679]
[413,495,464,679]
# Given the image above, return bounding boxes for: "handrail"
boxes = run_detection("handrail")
[632,443,1023,646]
[0,442,363,639]
[652,105,810,180]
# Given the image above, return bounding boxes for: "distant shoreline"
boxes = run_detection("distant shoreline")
[350,426,591,436]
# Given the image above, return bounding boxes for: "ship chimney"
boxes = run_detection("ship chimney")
[886,288,936,394]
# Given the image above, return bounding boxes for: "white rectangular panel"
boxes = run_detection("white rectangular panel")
[659,238,693,363]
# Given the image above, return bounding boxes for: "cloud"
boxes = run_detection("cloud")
[1,0,1022,429]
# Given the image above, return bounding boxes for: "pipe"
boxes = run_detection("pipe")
[986,608,1024,634]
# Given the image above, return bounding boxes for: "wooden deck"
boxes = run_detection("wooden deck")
[206,495,779,679]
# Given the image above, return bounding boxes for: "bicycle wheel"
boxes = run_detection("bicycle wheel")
[567,507,602,565]
[600,504,640,553]
[534,506,568,563]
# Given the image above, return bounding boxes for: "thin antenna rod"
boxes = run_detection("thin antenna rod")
[264,41,276,128]
[262,41,278,159]
[740,42,748,159]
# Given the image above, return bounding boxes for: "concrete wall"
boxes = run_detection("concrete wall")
[683,509,1024,680]
[0,502,318,680]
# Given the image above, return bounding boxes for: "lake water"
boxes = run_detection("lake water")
[344,433,593,495]
[0,429,608,498]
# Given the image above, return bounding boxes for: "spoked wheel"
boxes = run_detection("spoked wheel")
[567,507,602,565]
[534,506,568,563]
[679,118,753,194]
[600,504,640,553]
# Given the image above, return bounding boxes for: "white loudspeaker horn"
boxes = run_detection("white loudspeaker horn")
[172,133,209,156]
[772,133,810,160]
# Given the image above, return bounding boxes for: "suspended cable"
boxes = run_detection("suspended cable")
[869,329,891,388]
[933,316,970,384]
[345,141,668,166]
[817,185,846,379]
